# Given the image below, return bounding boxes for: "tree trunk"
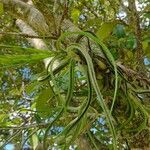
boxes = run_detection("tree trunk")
[128,0,144,67]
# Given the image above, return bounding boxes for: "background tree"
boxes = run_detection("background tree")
[0,0,150,149]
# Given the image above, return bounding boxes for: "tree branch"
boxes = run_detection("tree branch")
[128,0,144,65]
[0,31,57,39]
[117,62,150,85]
[0,0,49,35]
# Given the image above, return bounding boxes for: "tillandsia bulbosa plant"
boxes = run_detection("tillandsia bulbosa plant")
[0,0,150,149]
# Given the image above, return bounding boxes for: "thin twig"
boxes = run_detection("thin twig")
[117,62,150,85]
[58,0,69,35]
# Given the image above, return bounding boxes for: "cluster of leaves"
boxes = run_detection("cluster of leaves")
[0,0,150,149]
[0,31,149,150]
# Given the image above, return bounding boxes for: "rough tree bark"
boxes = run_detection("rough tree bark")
[128,0,144,68]
[127,0,150,149]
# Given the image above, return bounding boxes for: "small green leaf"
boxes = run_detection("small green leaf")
[36,88,54,118]
[71,9,80,24]
[96,22,116,40]
[87,18,102,27]
[25,81,39,95]
[113,24,125,38]
[126,36,137,49]
[142,41,148,51]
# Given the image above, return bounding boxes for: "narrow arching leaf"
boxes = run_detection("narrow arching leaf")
[0,54,50,67]
[0,44,54,55]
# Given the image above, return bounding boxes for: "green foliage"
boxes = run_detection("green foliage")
[96,22,116,40]
[71,8,81,24]
[126,35,137,50]
[0,54,49,67]
[113,24,126,38]
[0,0,150,149]
[36,87,54,118]
[0,3,3,15]
[0,45,55,67]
